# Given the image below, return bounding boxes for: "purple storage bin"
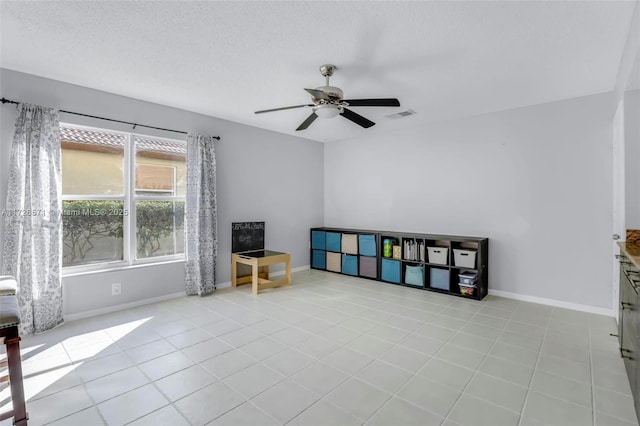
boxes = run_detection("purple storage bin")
[359,256,377,279]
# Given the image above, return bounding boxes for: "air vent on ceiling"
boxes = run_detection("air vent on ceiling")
[385,109,416,119]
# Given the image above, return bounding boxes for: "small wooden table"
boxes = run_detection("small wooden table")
[231,249,291,295]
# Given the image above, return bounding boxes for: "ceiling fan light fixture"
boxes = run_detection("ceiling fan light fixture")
[254,64,401,130]
[314,104,341,119]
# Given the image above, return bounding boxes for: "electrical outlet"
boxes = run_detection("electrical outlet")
[112,282,121,296]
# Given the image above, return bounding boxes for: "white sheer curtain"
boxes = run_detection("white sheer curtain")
[2,103,63,334]
[185,134,217,296]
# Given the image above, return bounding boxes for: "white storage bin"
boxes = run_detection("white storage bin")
[453,249,477,268]
[427,247,448,265]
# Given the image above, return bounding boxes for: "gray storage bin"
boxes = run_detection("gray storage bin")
[430,268,450,291]
[359,256,377,279]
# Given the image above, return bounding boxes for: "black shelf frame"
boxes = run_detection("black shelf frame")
[310,227,489,300]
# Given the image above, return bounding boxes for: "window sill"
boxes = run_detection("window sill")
[62,258,185,278]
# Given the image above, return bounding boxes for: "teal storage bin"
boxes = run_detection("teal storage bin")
[312,250,326,269]
[405,265,424,287]
[311,230,326,250]
[358,234,377,257]
[381,259,401,283]
[430,268,450,291]
[326,232,341,252]
[341,254,358,276]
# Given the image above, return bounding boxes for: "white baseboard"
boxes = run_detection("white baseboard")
[217,280,232,289]
[64,291,186,322]
[65,265,313,320]
[64,267,612,322]
[489,289,615,318]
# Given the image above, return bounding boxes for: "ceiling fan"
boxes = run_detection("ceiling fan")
[255,64,401,131]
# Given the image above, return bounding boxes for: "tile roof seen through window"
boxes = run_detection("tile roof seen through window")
[60,126,186,155]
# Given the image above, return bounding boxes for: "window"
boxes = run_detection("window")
[135,164,176,196]
[61,124,186,269]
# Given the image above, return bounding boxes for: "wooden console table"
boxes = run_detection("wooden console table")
[231,249,291,295]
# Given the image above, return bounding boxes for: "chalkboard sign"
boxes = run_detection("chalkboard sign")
[232,222,265,253]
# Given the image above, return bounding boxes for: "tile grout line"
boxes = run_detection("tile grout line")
[97,299,253,425]
[128,304,274,425]
[440,305,524,424]
[101,334,184,425]
[195,291,349,426]
[14,272,633,426]
[49,338,111,426]
[515,310,604,425]
[515,310,551,426]
[383,302,516,424]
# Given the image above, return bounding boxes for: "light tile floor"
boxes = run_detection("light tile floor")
[0,269,638,426]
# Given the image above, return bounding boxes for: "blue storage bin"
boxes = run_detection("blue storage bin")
[311,230,326,250]
[326,232,341,252]
[405,265,424,286]
[342,254,358,276]
[358,234,377,257]
[381,259,401,283]
[430,268,450,291]
[312,250,326,269]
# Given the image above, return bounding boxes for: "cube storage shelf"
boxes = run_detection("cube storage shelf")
[310,227,489,300]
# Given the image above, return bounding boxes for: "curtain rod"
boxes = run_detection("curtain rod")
[0,97,221,140]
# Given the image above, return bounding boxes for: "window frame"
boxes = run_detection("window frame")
[60,122,186,274]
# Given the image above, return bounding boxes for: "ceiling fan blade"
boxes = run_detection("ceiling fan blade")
[296,113,318,131]
[255,104,313,114]
[342,98,400,107]
[304,88,329,100]
[340,108,375,128]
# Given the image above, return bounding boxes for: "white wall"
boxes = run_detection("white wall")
[325,93,614,310]
[625,89,640,229]
[0,68,617,314]
[0,69,323,317]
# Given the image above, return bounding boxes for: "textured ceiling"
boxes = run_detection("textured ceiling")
[1,1,637,142]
